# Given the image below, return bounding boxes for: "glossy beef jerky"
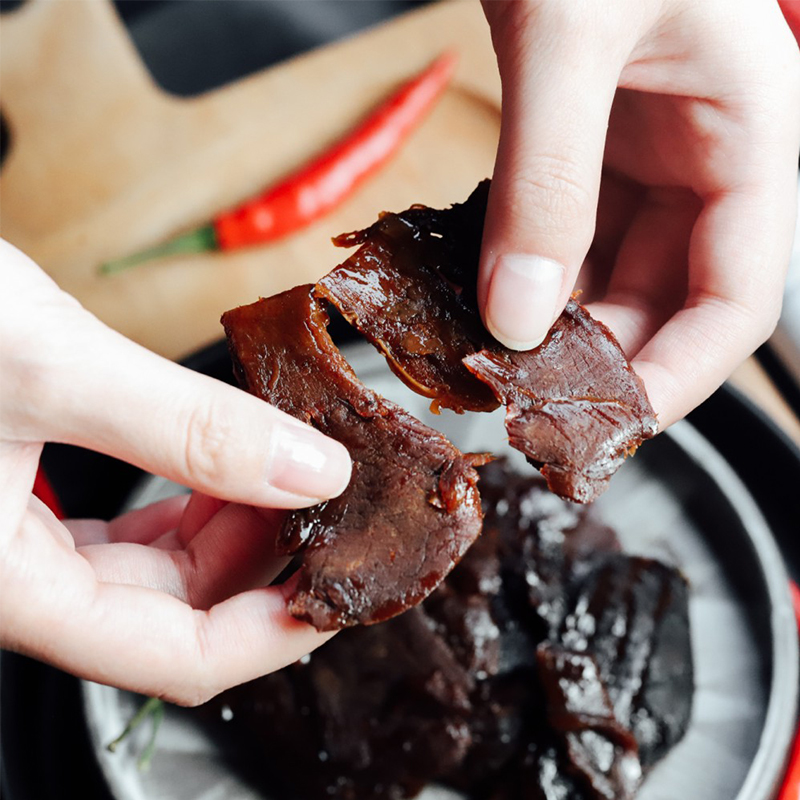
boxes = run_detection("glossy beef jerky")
[210,606,474,800]
[221,286,485,631]
[536,644,642,800]
[318,182,495,414]
[300,607,474,799]
[198,461,691,800]
[319,182,657,502]
[463,301,658,503]
[559,554,693,766]
[478,459,620,637]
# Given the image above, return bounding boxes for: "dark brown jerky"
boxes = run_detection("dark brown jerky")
[317,188,496,413]
[464,300,658,503]
[198,461,691,800]
[207,606,474,800]
[319,182,657,503]
[536,644,642,800]
[477,458,620,637]
[221,285,486,631]
[558,554,694,767]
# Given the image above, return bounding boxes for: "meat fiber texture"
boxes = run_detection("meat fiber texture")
[200,461,693,800]
[318,182,657,503]
[222,286,486,631]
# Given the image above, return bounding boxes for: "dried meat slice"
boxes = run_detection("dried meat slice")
[221,285,486,631]
[319,183,657,503]
[207,607,475,800]
[536,643,642,800]
[558,554,693,766]
[317,190,496,413]
[463,301,658,503]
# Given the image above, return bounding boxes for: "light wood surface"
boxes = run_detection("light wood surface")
[730,359,800,449]
[0,0,500,360]
[2,0,798,449]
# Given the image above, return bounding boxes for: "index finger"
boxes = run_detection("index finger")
[604,179,796,429]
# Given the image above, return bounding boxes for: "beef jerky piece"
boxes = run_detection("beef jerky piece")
[444,674,537,797]
[317,182,496,414]
[463,300,658,503]
[519,745,587,800]
[536,643,642,800]
[424,590,502,679]
[424,525,505,679]
[478,460,620,637]
[481,744,582,800]
[207,606,474,800]
[222,286,485,631]
[559,554,693,766]
[319,183,657,502]
[302,608,474,798]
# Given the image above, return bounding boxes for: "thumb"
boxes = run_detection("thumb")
[479,1,633,349]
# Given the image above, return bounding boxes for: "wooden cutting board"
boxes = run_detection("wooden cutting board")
[4,0,798,447]
[0,0,501,360]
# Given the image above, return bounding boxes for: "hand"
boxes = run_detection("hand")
[480,0,800,428]
[0,240,351,705]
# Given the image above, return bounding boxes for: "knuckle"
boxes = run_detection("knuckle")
[753,298,782,344]
[161,681,217,708]
[181,399,237,489]
[695,288,782,350]
[161,616,223,707]
[507,158,596,245]
[485,1,604,65]
[741,288,784,345]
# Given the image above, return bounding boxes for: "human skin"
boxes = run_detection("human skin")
[1,0,798,705]
[0,240,351,705]
[479,0,800,430]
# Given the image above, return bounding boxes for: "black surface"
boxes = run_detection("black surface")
[757,342,800,425]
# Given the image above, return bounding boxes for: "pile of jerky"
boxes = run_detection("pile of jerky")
[204,460,693,800]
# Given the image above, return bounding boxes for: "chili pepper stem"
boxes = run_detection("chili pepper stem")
[107,696,164,754]
[136,698,165,772]
[99,224,217,275]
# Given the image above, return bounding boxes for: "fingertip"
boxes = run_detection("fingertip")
[484,254,565,351]
[265,422,352,504]
[484,317,546,352]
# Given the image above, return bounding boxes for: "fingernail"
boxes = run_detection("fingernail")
[267,424,352,500]
[485,255,565,350]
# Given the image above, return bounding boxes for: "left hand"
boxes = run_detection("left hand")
[0,239,352,705]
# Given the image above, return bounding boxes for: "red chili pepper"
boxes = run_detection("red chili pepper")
[33,464,65,520]
[779,581,800,800]
[779,0,800,47]
[100,52,457,275]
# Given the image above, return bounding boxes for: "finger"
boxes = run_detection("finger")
[65,495,191,547]
[632,181,796,429]
[79,503,289,606]
[478,1,643,349]
[4,572,332,705]
[587,187,700,355]
[176,492,228,546]
[2,241,351,509]
[577,169,644,303]
[181,503,290,608]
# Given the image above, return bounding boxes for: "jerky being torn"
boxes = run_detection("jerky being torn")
[319,182,657,502]
[222,286,486,631]
[463,301,658,503]
[317,189,496,414]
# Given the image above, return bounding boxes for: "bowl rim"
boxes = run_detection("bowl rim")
[666,422,799,800]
